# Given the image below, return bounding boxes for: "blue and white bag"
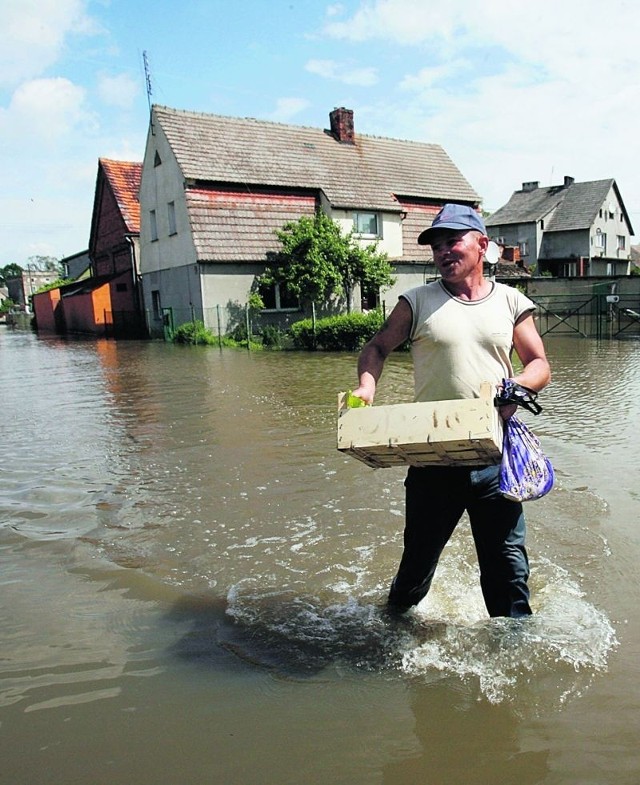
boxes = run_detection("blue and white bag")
[499,415,555,502]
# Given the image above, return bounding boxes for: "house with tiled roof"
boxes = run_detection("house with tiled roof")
[33,158,146,337]
[138,104,480,336]
[486,176,634,277]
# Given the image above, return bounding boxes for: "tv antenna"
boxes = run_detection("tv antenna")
[142,50,154,132]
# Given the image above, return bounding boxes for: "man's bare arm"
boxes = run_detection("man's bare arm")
[351,299,413,404]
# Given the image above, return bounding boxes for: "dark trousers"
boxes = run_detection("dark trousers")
[388,464,532,618]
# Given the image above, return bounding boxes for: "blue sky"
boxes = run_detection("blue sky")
[2,0,639,265]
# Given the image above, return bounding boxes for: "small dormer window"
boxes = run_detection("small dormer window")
[150,209,158,241]
[167,201,177,235]
[353,212,379,237]
[154,150,162,167]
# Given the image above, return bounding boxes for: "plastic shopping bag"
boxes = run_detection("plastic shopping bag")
[499,415,555,502]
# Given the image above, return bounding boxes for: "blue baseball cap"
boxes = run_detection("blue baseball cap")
[418,203,486,245]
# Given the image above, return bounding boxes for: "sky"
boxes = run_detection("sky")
[2,0,639,266]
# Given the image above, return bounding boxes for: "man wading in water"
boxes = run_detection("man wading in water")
[352,204,551,617]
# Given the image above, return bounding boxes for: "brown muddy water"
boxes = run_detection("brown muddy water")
[0,327,639,784]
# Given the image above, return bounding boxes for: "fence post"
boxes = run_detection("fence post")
[311,301,317,349]
[245,303,251,352]
[216,305,222,349]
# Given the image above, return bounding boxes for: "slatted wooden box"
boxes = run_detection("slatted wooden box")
[337,382,503,469]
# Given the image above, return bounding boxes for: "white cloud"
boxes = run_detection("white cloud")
[269,97,312,123]
[325,3,345,17]
[323,0,640,56]
[320,0,640,226]
[399,62,467,92]
[305,58,378,86]
[0,77,96,144]
[0,0,101,88]
[97,72,140,109]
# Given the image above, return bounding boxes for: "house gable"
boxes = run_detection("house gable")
[90,158,142,277]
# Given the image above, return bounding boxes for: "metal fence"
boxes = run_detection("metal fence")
[152,305,312,344]
[153,294,640,343]
[532,293,640,339]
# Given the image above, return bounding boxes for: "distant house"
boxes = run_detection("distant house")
[7,268,59,309]
[61,249,91,281]
[139,105,480,336]
[34,158,145,337]
[486,176,634,277]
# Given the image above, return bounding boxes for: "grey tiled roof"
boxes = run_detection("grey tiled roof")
[186,189,318,262]
[153,105,479,211]
[486,179,616,231]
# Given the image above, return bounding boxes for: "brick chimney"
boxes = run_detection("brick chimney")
[329,107,355,144]
[522,181,539,192]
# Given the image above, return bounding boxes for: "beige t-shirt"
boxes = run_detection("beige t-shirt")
[401,281,535,402]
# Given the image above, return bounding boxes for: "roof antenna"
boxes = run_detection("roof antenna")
[143,50,154,134]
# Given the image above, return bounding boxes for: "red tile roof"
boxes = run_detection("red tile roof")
[99,158,143,234]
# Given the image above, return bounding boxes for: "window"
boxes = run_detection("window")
[167,201,177,235]
[518,241,529,256]
[361,285,379,311]
[353,212,379,236]
[151,290,162,320]
[258,282,299,311]
[617,235,626,250]
[595,231,607,252]
[150,209,158,242]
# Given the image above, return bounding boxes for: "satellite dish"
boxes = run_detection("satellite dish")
[484,240,500,265]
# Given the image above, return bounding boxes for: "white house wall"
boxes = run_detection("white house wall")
[139,118,205,330]
[200,263,265,334]
[590,186,631,263]
[330,208,404,258]
[380,264,436,313]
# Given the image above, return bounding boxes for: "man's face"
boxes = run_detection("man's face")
[429,229,488,283]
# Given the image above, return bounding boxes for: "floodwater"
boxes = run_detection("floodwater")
[0,326,638,784]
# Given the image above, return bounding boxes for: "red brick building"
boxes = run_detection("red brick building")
[34,158,145,338]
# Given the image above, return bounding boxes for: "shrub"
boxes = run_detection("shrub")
[260,324,286,348]
[289,310,386,351]
[172,320,217,345]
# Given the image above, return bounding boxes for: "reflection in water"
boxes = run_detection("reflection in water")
[1,330,640,783]
[383,686,550,785]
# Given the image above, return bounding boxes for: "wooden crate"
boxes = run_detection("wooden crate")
[337,382,503,469]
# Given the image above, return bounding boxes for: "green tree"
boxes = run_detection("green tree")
[0,263,23,285]
[27,255,63,276]
[260,211,395,313]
